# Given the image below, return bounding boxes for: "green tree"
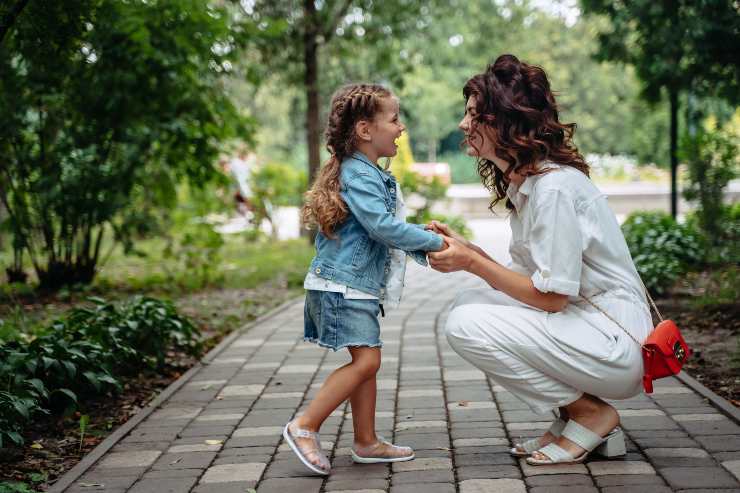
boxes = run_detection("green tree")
[0,0,251,290]
[238,1,439,188]
[580,0,740,216]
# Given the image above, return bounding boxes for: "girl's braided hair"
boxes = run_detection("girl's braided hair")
[302,83,392,238]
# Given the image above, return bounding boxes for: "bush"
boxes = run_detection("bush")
[686,202,740,265]
[621,211,705,294]
[0,296,201,448]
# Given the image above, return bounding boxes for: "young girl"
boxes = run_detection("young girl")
[282,83,445,475]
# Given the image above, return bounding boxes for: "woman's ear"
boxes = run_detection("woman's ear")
[355,119,372,142]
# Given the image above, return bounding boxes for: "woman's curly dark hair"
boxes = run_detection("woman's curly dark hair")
[463,54,590,210]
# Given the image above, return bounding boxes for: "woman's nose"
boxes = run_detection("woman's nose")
[458,117,468,131]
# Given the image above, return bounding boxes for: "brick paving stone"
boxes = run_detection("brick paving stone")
[192,482,259,493]
[601,487,673,493]
[128,478,198,493]
[695,435,740,452]
[459,478,526,493]
[529,487,598,493]
[456,465,521,480]
[723,459,740,480]
[256,477,323,493]
[525,474,593,486]
[324,479,389,491]
[595,474,668,486]
[389,484,455,493]
[150,451,216,470]
[392,457,452,472]
[97,451,162,469]
[660,466,740,489]
[141,468,203,479]
[200,462,267,483]
[391,470,454,483]
[587,461,655,475]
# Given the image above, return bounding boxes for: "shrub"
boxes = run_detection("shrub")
[621,211,705,294]
[0,296,200,447]
[686,202,740,265]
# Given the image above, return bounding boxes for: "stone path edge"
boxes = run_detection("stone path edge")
[675,370,740,424]
[48,296,303,493]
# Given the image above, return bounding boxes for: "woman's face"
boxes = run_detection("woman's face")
[458,95,511,174]
[459,96,495,160]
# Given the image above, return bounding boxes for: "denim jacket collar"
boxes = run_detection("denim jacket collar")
[351,151,394,182]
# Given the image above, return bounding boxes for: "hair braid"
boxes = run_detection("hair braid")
[302,83,392,238]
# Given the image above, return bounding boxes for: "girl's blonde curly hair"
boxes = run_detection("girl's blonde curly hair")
[302,83,392,238]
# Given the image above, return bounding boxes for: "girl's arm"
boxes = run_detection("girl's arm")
[428,237,568,312]
[342,172,444,252]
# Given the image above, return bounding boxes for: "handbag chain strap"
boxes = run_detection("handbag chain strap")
[580,274,664,351]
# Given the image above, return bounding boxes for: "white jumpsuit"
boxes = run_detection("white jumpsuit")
[445,164,652,414]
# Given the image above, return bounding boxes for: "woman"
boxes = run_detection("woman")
[427,54,652,465]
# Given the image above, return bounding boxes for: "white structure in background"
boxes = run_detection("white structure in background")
[213,206,301,240]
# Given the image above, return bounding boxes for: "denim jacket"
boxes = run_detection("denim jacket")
[308,152,444,297]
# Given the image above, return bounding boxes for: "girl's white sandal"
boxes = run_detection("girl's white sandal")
[351,436,415,463]
[282,420,331,475]
[525,420,626,466]
[509,417,567,457]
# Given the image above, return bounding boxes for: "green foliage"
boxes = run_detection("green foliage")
[621,211,705,294]
[0,482,36,493]
[681,126,739,250]
[581,0,740,104]
[249,163,307,238]
[0,0,252,291]
[163,224,225,290]
[692,266,740,310]
[0,296,200,447]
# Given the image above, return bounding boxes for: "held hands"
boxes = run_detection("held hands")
[427,235,477,273]
[425,220,471,249]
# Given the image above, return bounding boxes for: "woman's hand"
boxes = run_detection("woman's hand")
[425,220,471,249]
[428,235,478,273]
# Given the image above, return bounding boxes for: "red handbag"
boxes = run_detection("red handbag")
[583,284,691,394]
[641,319,691,393]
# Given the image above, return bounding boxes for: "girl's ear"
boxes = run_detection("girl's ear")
[355,119,372,142]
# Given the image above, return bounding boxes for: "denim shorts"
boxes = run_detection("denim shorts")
[303,290,382,351]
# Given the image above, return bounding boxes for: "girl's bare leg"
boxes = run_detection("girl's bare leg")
[349,374,378,447]
[291,347,381,467]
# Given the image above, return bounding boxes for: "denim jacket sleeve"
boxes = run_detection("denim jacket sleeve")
[342,172,444,254]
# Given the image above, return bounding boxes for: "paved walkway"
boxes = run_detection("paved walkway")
[57,220,740,493]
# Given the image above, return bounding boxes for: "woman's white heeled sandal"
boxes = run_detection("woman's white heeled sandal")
[525,420,625,466]
[282,421,331,475]
[509,417,567,457]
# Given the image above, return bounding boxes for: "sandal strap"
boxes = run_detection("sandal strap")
[291,426,320,441]
[517,418,567,453]
[560,419,603,452]
[537,442,574,463]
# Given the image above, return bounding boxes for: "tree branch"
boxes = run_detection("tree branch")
[322,0,353,42]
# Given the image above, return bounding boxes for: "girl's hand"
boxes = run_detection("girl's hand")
[428,235,477,273]
[425,220,470,248]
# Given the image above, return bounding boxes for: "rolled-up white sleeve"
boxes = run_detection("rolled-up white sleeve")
[529,189,582,296]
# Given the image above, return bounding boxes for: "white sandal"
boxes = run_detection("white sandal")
[509,417,567,457]
[351,435,415,463]
[282,420,331,475]
[525,420,626,466]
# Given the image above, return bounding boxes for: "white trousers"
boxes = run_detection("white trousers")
[445,288,652,414]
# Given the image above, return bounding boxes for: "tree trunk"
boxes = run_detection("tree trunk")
[427,138,437,163]
[303,0,320,241]
[669,88,679,218]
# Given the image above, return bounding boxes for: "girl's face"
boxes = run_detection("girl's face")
[368,96,405,159]
[459,95,511,174]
